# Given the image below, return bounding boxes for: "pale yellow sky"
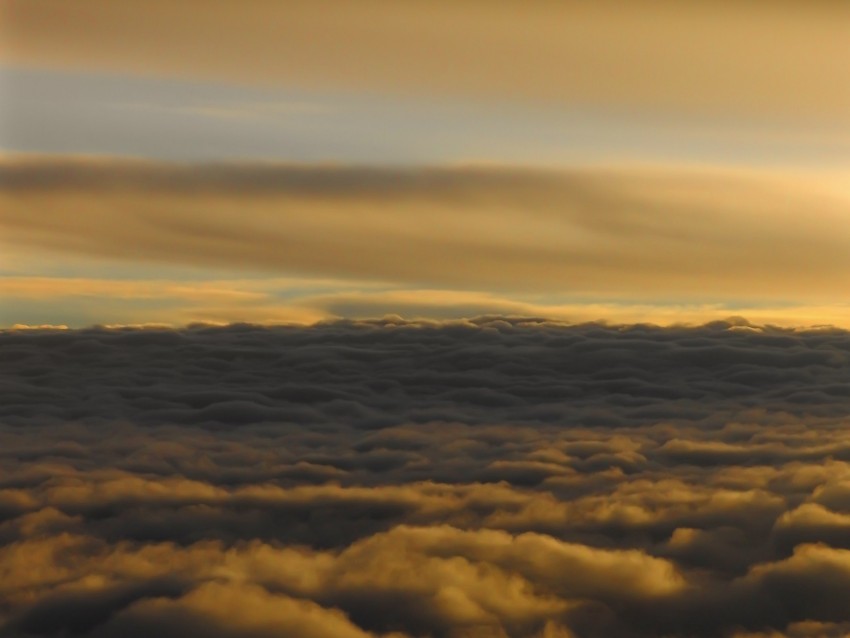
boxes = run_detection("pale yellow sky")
[2,157,849,328]
[1,1,848,328]
[3,0,849,121]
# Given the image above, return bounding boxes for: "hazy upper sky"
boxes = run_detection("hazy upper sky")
[1,0,848,328]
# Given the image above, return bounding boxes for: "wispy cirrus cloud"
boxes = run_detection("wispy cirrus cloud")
[3,158,849,306]
[4,0,848,123]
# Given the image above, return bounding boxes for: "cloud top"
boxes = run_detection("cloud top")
[2,320,850,636]
[0,317,850,638]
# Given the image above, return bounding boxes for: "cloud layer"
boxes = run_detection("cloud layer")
[4,0,848,121]
[2,318,850,636]
[3,159,849,305]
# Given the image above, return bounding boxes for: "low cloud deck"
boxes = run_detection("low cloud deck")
[2,318,850,637]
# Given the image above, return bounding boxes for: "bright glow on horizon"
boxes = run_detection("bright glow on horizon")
[1,1,847,327]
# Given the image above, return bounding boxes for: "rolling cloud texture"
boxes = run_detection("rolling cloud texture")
[2,318,850,637]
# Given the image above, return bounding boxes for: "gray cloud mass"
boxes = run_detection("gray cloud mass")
[2,318,850,637]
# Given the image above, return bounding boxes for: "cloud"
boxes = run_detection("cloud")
[3,0,848,122]
[89,582,398,638]
[6,276,850,329]
[1,318,849,429]
[2,319,850,635]
[2,159,849,307]
[0,277,268,302]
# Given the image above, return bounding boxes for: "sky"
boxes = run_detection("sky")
[1,0,849,328]
[3,4,850,638]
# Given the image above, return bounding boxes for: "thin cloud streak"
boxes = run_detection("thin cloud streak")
[2,158,849,307]
[4,0,849,122]
[4,277,850,329]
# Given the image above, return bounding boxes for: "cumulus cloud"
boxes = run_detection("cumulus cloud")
[2,158,849,304]
[1,319,850,636]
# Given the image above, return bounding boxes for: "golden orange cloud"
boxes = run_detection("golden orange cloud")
[2,158,849,306]
[3,0,848,122]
